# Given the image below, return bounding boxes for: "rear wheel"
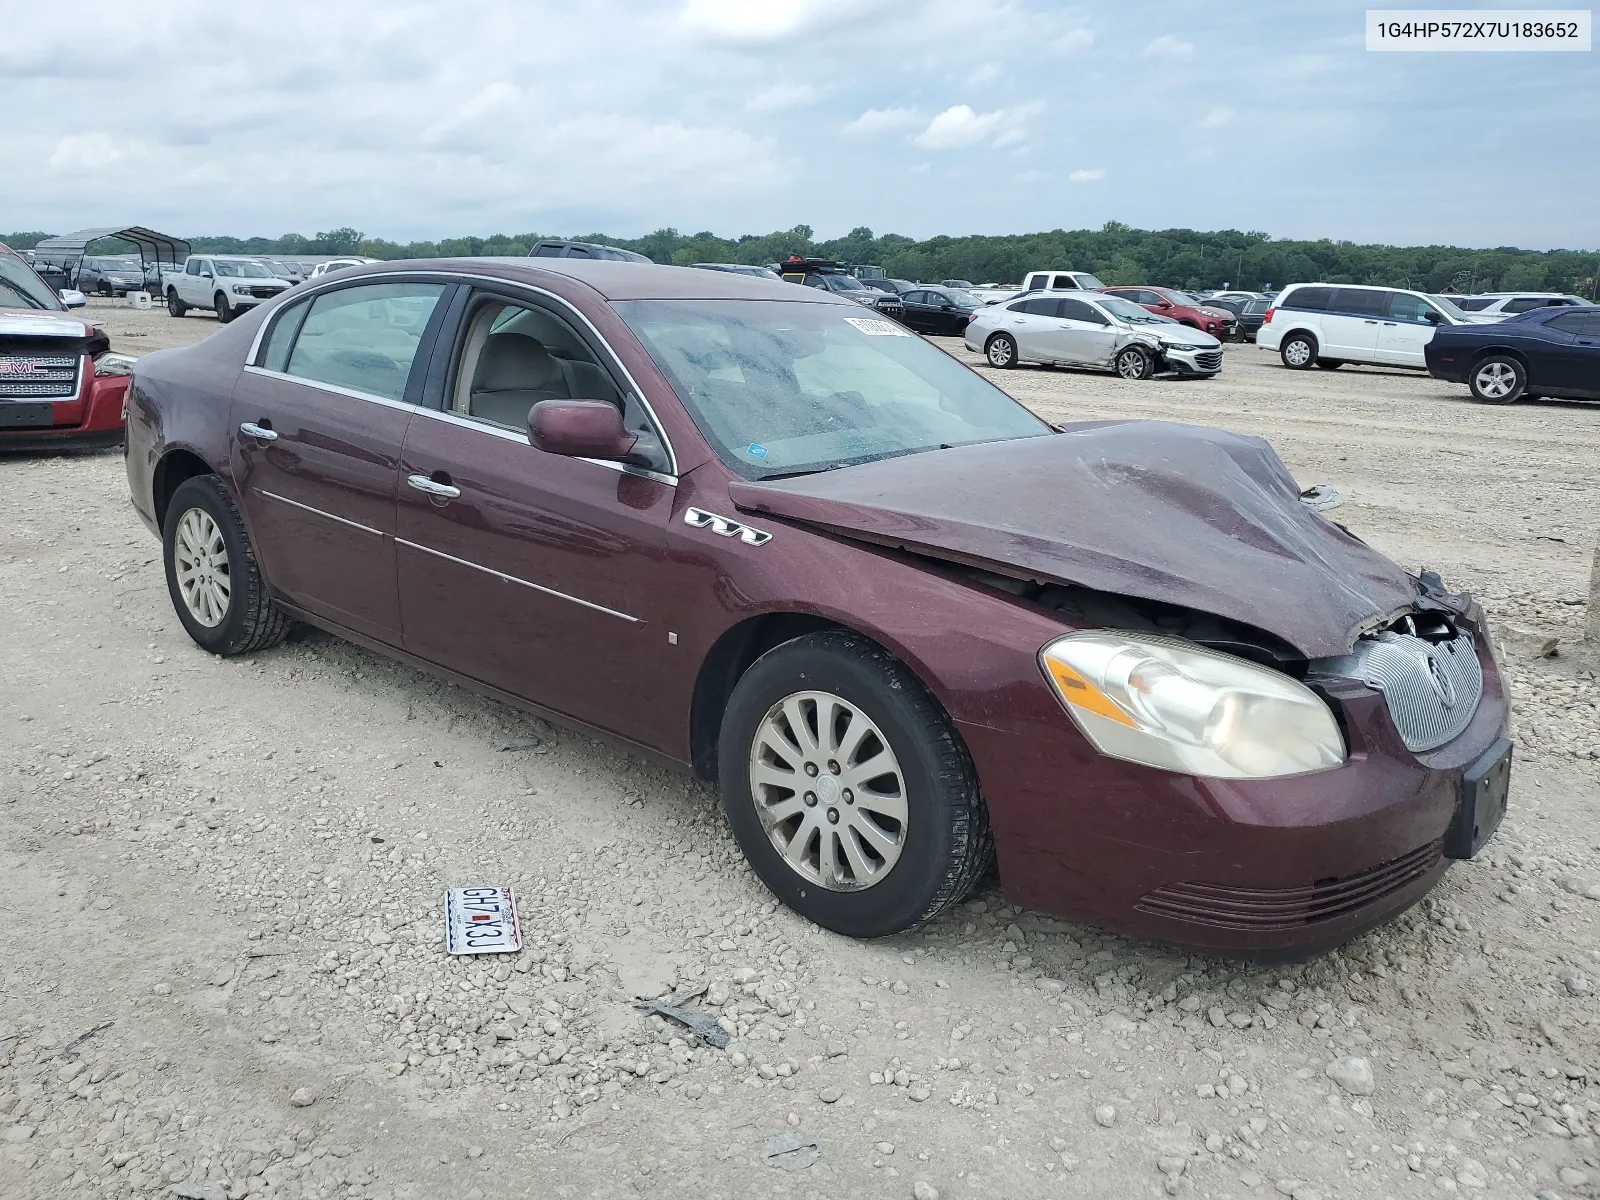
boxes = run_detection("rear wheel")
[214,292,233,323]
[166,288,187,318]
[1114,344,1155,380]
[162,476,292,656]
[1280,334,1317,369]
[1469,355,1525,404]
[717,631,991,938]
[985,332,1017,369]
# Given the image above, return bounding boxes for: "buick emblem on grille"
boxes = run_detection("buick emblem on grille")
[1424,650,1458,708]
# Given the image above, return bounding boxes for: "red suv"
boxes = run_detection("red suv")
[1,242,136,450]
[1100,286,1236,339]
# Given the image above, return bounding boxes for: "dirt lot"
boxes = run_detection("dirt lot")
[2,297,1599,1200]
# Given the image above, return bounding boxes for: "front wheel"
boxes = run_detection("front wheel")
[985,332,1018,369]
[167,288,188,317]
[717,631,991,938]
[1280,334,1317,369]
[162,476,293,656]
[1469,355,1525,404]
[1114,344,1155,380]
[214,292,233,323]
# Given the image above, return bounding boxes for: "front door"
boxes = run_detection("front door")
[394,290,679,747]
[1375,293,1439,367]
[229,279,450,642]
[1540,310,1600,393]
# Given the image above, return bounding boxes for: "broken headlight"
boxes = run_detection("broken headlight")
[93,352,138,377]
[1040,632,1345,779]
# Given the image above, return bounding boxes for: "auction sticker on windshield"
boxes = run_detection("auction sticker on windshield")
[444,886,522,955]
[842,316,911,336]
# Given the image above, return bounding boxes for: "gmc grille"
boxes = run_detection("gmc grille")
[0,354,80,399]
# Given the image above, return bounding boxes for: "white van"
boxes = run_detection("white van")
[1257,283,1492,371]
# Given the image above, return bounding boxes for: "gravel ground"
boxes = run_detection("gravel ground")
[1,300,1598,1200]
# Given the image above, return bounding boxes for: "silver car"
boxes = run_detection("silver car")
[965,292,1223,379]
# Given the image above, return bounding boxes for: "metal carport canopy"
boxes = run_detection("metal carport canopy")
[32,226,192,268]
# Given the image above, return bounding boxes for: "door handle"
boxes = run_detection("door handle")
[1382,322,1397,326]
[239,422,277,442]
[1364,320,1379,325]
[408,474,461,499]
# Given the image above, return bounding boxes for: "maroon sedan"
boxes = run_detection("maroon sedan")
[1100,285,1237,339]
[1,242,136,450]
[124,260,1510,955]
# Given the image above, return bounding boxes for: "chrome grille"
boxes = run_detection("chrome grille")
[0,354,80,399]
[1324,629,1482,752]
[1194,350,1223,371]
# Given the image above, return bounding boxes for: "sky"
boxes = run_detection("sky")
[3,0,1597,250]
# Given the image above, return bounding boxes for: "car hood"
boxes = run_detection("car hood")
[0,310,94,338]
[727,421,1420,658]
[1151,326,1221,348]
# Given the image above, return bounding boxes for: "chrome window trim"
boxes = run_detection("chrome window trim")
[394,538,640,623]
[256,488,384,537]
[241,365,415,413]
[243,268,679,477]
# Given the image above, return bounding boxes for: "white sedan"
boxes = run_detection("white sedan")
[965,292,1223,379]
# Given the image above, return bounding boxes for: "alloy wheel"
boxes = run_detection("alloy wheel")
[748,690,908,892]
[1474,361,1518,399]
[987,336,1014,367]
[1116,348,1149,379]
[172,507,231,627]
[1283,338,1313,367]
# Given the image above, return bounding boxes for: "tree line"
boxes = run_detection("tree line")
[7,223,1597,296]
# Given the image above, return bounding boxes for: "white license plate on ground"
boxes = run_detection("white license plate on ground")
[444,886,522,955]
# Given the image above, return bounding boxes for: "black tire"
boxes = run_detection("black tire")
[1280,333,1317,370]
[167,288,187,318]
[985,332,1018,369]
[162,475,292,656]
[717,631,992,939]
[214,292,233,323]
[1468,354,1526,405]
[1114,344,1155,380]
[1315,359,1344,370]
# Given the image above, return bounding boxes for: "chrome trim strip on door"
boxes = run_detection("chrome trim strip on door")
[241,366,418,413]
[405,406,680,485]
[257,489,385,537]
[394,538,641,623]
[242,268,680,477]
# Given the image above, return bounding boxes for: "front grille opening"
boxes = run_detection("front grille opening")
[1136,840,1443,931]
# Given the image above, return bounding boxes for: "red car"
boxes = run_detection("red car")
[1,241,136,450]
[1100,285,1237,339]
[124,259,1510,956]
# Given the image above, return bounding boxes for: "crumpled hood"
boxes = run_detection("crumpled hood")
[728,421,1421,658]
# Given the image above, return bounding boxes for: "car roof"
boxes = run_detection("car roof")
[333,257,855,303]
[1510,303,1600,322]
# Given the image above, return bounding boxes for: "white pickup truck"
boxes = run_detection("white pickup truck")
[973,269,1109,306]
[162,255,293,323]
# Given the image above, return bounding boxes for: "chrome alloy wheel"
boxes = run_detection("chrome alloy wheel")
[748,690,908,892]
[173,507,231,627]
[1473,360,1518,399]
[1282,337,1313,367]
[1115,347,1149,379]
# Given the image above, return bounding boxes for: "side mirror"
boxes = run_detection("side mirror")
[528,400,638,460]
[1424,310,1444,324]
[59,289,87,309]
[1157,300,1174,309]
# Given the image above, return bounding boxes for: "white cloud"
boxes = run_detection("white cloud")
[1051,28,1094,54]
[915,104,1004,149]
[49,132,130,171]
[679,0,809,40]
[1068,167,1106,183]
[747,82,819,112]
[845,106,920,135]
[1201,106,1235,128]
[1142,33,1194,58]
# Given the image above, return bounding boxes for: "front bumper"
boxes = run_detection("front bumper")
[1161,346,1223,376]
[960,620,1509,957]
[0,373,128,451]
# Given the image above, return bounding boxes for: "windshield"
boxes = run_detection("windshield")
[938,290,981,309]
[215,260,277,278]
[616,298,1051,479]
[1098,296,1163,324]
[1427,295,1468,320]
[1161,289,1203,306]
[0,253,64,310]
[827,274,867,291]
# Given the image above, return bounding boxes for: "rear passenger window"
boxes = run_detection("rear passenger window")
[532,244,564,258]
[1017,298,1059,316]
[1546,312,1598,335]
[1057,298,1105,323]
[283,282,446,402]
[1334,288,1389,316]
[260,299,311,371]
[1503,297,1552,314]
[1283,286,1332,311]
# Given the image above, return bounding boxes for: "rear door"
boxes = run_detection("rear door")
[1375,292,1440,367]
[230,278,453,643]
[899,290,935,333]
[1048,297,1118,366]
[1004,297,1068,361]
[1323,288,1387,360]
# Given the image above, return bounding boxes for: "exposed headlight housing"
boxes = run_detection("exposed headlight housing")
[93,352,139,377]
[1040,632,1345,779]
